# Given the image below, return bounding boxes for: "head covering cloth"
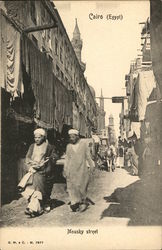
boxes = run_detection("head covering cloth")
[68,129,79,135]
[34,128,46,137]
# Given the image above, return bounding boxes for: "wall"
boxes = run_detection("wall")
[4,0,97,135]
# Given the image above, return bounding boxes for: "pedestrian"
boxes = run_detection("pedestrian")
[124,147,130,168]
[141,137,152,177]
[63,129,95,212]
[18,128,59,217]
[107,145,116,172]
[127,141,138,176]
[118,145,124,168]
[106,148,112,171]
[97,146,108,171]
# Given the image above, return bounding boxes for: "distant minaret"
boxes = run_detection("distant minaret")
[109,114,114,127]
[99,89,106,129]
[71,18,86,72]
[100,89,104,111]
[108,114,116,145]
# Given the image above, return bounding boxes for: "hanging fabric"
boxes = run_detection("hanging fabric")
[21,34,55,128]
[0,11,23,98]
[130,70,156,121]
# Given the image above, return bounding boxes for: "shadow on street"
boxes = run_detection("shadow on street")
[50,199,65,210]
[101,173,162,226]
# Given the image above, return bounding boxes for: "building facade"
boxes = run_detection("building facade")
[1,0,97,135]
[120,16,162,176]
[0,0,97,203]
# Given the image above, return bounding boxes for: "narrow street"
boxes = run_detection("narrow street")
[1,2,162,250]
[2,167,161,228]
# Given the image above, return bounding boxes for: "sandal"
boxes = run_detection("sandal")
[25,208,35,217]
[24,208,31,215]
[44,205,51,213]
[70,203,80,212]
[25,208,44,217]
[29,210,44,218]
[79,203,89,212]
[35,209,44,217]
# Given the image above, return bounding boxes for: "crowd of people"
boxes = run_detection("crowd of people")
[96,136,140,177]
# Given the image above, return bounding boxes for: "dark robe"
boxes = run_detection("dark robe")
[25,143,59,199]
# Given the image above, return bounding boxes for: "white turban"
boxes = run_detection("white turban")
[68,129,79,135]
[34,128,46,137]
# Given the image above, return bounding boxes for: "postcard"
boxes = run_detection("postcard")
[0,1,162,250]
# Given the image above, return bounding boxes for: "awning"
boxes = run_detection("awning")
[131,122,141,139]
[150,0,162,95]
[21,34,73,131]
[130,70,156,121]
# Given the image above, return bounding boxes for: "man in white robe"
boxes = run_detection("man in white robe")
[64,129,95,212]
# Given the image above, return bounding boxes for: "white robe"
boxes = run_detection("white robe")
[64,139,95,205]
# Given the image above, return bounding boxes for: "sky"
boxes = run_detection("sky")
[54,1,150,136]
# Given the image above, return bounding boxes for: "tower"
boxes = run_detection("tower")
[71,19,86,72]
[100,89,104,111]
[99,89,106,130]
[109,114,114,127]
[108,114,116,146]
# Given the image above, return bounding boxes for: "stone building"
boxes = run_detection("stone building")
[1,0,97,134]
[120,16,162,177]
[71,18,86,73]
[123,18,159,140]
[150,0,162,170]
[0,0,97,203]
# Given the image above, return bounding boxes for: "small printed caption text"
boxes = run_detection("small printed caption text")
[89,13,123,21]
[67,229,98,235]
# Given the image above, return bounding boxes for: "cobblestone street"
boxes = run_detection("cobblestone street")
[1,167,161,228]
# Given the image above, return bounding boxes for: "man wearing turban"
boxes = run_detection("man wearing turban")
[19,128,59,217]
[64,129,95,212]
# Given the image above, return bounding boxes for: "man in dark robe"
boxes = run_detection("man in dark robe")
[20,128,59,217]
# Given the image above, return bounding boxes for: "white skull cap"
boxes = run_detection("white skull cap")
[34,128,46,136]
[68,129,79,135]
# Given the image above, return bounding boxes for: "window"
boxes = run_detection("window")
[61,71,64,81]
[46,29,52,51]
[32,35,38,47]
[41,5,46,22]
[65,77,68,82]
[70,60,72,71]
[55,38,58,55]
[56,65,60,77]
[65,57,67,71]
[31,1,36,25]
[42,46,46,53]
[42,30,46,45]
[60,47,63,63]
[46,29,50,42]
[48,55,53,64]
[49,37,52,51]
